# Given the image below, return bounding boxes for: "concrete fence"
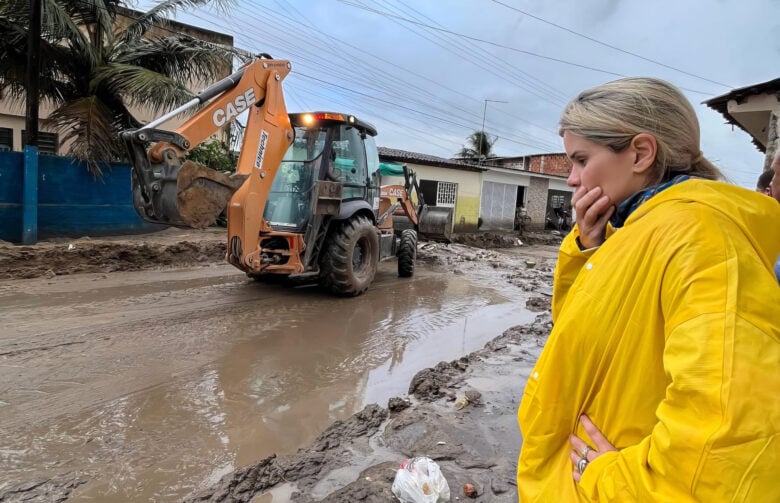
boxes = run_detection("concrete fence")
[0,152,164,243]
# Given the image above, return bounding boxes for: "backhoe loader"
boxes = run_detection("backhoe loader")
[122,56,452,296]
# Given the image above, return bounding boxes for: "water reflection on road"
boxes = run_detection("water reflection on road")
[1,264,533,501]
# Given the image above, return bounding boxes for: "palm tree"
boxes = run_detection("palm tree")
[456,130,497,162]
[0,0,242,176]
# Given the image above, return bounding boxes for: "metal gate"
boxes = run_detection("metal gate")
[480,181,517,230]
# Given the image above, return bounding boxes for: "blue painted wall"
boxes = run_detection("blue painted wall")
[0,151,23,242]
[0,152,165,243]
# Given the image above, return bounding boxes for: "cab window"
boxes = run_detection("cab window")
[330,125,367,199]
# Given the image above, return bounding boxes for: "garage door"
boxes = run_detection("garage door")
[480,181,516,230]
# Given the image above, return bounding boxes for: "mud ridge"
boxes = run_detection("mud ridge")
[187,313,553,502]
[0,240,225,279]
[184,405,389,503]
[0,229,562,280]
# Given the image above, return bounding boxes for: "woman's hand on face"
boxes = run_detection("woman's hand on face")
[569,415,617,483]
[571,186,614,249]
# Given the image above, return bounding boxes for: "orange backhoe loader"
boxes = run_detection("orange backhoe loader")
[122,56,452,296]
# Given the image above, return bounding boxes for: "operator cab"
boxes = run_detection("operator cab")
[264,112,380,232]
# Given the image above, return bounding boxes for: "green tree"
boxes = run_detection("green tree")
[0,0,242,177]
[456,130,497,162]
[187,138,236,172]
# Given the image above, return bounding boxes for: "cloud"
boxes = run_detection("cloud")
[164,0,776,187]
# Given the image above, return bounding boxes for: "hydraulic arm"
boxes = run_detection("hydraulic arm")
[122,57,294,272]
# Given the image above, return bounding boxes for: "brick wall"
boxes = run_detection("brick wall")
[529,154,571,177]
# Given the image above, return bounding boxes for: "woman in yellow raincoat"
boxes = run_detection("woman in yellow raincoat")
[517,78,780,502]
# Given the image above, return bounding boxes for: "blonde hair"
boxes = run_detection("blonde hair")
[559,77,723,183]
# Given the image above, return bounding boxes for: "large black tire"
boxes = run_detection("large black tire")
[319,215,379,296]
[397,229,417,278]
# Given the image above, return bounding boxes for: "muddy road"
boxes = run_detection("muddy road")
[0,233,558,502]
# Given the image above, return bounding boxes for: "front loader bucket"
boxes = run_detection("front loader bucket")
[124,129,247,229]
[130,158,246,229]
[174,161,247,228]
[417,205,453,242]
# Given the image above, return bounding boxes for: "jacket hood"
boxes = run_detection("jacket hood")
[630,179,780,269]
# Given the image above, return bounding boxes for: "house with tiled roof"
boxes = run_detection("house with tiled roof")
[378,147,574,233]
[481,153,573,231]
[378,147,485,233]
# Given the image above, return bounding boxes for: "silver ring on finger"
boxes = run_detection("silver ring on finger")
[580,445,592,458]
[576,457,588,474]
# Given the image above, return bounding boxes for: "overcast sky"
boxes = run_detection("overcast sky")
[144,0,779,188]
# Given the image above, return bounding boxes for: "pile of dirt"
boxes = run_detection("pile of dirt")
[416,242,507,268]
[521,231,565,246]
[451,232,522,249]
[0,227,562,281]
[415,242,557,295]
[186,313,553,502]
[526,295,552,312]
[0,235,225,280]
[450,231,563,249]
[184,405,390,503]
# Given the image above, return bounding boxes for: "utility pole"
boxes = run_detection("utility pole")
[480,99,507,164]
[23,0,42,244]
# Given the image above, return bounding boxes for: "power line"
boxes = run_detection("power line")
[292,76,561,152]
[389,0,570,103]
[357,0,567,107]
[290,72,560,151]
[230,1,561,134]
[337,0,627,78]
[293,85,461,153]
[52,0,563,152]
[180,0,563,141]
[489,0,733,89]
[294,71,558,151]
[192,2,563,148]
[259,1,561,133]
[336,0,717,96]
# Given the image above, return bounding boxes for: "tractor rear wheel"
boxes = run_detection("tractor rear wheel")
[319,215,379,296]
[397,229,417,278]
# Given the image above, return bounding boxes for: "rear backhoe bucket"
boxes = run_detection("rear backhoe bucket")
[417,205,453,242]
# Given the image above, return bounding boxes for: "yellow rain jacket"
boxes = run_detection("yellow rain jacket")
[517,180,780,502]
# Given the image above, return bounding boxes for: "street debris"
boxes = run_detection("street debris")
[463,482,479,498]
[391,456,451,503]
[389,396,412,413]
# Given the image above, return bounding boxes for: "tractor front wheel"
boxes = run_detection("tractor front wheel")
[319,215,379,296]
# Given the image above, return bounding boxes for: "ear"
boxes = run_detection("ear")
[629,133,657,175]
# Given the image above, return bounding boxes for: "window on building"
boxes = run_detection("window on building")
[21,130,59,155]
[550,194,566,208]
[436,181,458,207]
[419,179,459,208]
[0,128,12,151]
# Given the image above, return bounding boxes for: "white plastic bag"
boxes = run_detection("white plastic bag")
[391,456,451,503]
